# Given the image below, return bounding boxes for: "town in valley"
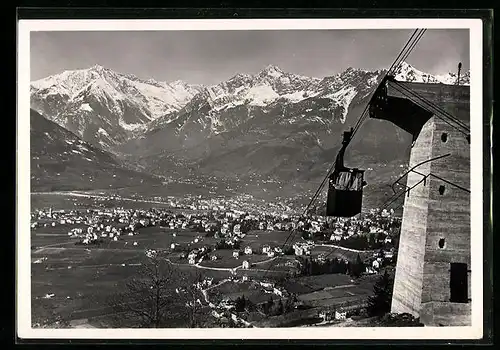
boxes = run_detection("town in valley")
[31,191,401,328]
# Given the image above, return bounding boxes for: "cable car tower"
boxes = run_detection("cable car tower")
[369,71,471,327]
[324,32,471,326]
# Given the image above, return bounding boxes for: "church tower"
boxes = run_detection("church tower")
[369,77,471,326]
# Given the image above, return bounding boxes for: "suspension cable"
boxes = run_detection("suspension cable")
[391,80,470,132]
[389,82,470,137]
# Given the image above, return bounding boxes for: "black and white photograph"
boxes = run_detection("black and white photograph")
[17,18,484,339]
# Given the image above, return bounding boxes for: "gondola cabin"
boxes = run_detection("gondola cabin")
[326,168,365,217]
[325,128,365,217]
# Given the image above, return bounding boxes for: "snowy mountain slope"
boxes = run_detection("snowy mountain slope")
[392,61,470,85]
[31,62,469,153]
[30,109,162,191]
[30,65,202,149]
[117,61,468,187]
[118,64,392,163]
[141,62,468,144]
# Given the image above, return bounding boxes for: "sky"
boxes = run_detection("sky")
[30,29,470,85]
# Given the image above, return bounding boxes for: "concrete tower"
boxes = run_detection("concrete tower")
[369,78,471,326]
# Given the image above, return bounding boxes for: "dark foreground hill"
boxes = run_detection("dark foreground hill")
[30,109,162,192]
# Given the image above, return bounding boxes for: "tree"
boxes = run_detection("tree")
[366,269,394,317]
[107,253,204,328]
[274,299,284,316]
[284,296,295,313]
[263,295,274,314]
[235,296,246,312]
[180,269,207,328]
[350,253,365,278]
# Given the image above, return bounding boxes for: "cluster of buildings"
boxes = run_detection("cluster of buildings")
[320,209,400,244]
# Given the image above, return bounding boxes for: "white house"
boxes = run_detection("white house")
[330,233,342,241]
[233,250,240,259]
[233,224,241,235]
[319,310,333,321]
[293,243,311,256]
[365,267,377,274]
[372,260,380,270]
[267,251,275,258]
[262,245,271,254]
[244,246,253,255]
[335,310,347,320]
[188,250,199,260]
[242,260,250,269]
[293,245,304,256]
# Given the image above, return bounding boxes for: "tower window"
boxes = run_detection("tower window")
[438,185,446,195]
[441,133,448,142]
[438,238,445,249]
[450,263,469,303]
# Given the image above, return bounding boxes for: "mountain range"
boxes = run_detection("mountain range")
[30,62,470,205]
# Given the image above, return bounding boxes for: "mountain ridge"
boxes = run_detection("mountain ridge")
[31,62,470,151]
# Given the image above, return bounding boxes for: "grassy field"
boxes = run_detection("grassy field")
[30,224,237,327]
[243,230,302,248]
[309,245,373,261]
[199,250,272,269]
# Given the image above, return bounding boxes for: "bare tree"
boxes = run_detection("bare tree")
[107,251,210,328]
[178,269,205,328]
[107,252,187,328]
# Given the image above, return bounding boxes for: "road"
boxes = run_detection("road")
[164,256,278,274]
[317,243,376,254]
[199,279,254,328]
[32,191,172,206]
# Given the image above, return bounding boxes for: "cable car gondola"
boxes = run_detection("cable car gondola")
[326,128,366,217]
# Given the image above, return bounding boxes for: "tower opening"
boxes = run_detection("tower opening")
[439,185,446,195]
[438,238,445,248]
[450,262,469,303]
[441,133,448,142]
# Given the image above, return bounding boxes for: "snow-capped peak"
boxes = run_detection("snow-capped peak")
[260,64,285,78]
[89,64,107,71]
[30,65,204,149]
[391,61,469,85]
